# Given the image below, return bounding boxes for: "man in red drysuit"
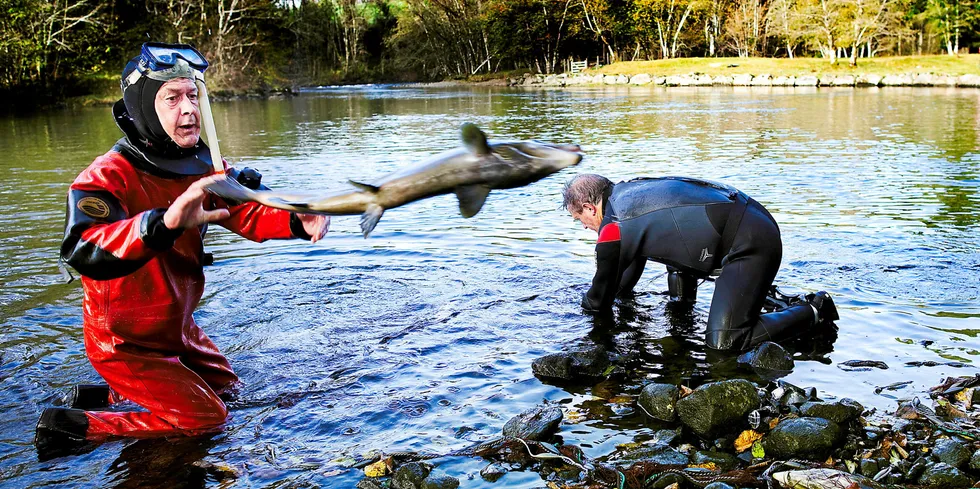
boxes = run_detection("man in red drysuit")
[35,43,329,450]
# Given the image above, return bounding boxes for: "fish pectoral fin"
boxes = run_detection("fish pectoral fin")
[455,185,491,218]
[461,123,491,156]
[349,180,380,193]
[360,204,385,238]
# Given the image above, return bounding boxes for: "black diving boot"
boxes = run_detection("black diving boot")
[806,291,839,323]
[34,408,94,461]
[66,384,112,410]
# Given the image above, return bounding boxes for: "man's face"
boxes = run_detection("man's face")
[154,78,201,148]
[570,202,602,233]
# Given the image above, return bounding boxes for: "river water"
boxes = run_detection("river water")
[0,85,978,487]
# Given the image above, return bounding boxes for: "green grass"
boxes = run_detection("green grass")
[590,55,980,77]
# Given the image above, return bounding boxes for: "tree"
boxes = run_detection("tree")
[632,0,701,58]
[723,0,768,56]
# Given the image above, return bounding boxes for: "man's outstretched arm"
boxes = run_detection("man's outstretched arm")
[582,222,623,312]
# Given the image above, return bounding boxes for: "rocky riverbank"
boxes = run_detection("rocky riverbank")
[356,341,979,489]
[510,72,980,88]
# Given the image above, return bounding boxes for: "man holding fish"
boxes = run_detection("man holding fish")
[37,43,330,450]
[39,42,583,451]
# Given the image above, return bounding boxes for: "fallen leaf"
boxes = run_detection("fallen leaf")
[825,456,834,465]
[690,462,718,470]
[665,484,680,489]
[679,385,693,397]
[609,396,631,404]
[769,417,781,430]
[364,460,388,478]
[734,430,764,452]
[751,441,765,458]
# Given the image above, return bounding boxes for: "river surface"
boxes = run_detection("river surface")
[1,85,978,488]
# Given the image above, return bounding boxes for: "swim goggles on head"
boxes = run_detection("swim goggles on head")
[124,42,210,88]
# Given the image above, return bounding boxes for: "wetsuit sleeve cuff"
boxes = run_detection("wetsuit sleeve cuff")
[140,209,185,251]
[290,213,313,241]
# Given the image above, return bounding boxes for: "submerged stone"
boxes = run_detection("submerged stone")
[502,406,562,441]
[480,463,507,482]
[763,417,843,459]
[800,398,864,424]
[737,341,794,376]
[422,471,460,489]
[531,346,609,381]
[691,450,740,471]
[917,462,972,488]
[676,379,760,439]
[932,438,972,469]
[392,462,432,489]
[638,383,679,422]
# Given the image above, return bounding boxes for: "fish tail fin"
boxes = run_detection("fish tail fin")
[360,204,384,238]
[349,180,380,192]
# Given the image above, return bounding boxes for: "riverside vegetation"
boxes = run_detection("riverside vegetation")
[3,0,980,109]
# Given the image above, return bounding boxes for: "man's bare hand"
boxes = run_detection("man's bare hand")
[163,176,231,230]
[298,214,330,243]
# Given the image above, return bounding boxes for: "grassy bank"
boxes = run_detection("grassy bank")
[590,55,980,77]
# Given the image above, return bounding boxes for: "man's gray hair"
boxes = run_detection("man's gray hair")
[562,174,613,212]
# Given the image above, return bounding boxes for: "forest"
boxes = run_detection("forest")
[1,0,977,102]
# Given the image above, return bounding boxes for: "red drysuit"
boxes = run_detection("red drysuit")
[61,145,305,438]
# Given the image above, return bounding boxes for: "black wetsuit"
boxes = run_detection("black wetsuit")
[582,177,815,352]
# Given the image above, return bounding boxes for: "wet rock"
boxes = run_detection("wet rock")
[649,428,682,446]
[664,75,687,86]
[638,383,679,422]
[773,468,884,489]
[422,471,459,489]
[357,478,386,489]
[649,473,685,489]
[392,462,432,489]
[737,341,794,376]
[590,74,604,84]
[834,75,856,86]
[970,449,980,471]
[773,380,818,407]
[704,483,736,489]
[932,438,971,469]
[614,443,687,464]
[652,76,667,85]
[480,463,507,482]
[859,458,879,477]
[603,75,619,85]
[531,346,609,381]
[691,450,739,471]
[502,406,562,441]
[630,74,652,85]
[800,398,864,424]
[917,462,972,488]
[676,379,760,438]
[615,74,629,84]
[763,417,844,459]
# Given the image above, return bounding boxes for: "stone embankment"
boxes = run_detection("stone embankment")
[512,72,980,88]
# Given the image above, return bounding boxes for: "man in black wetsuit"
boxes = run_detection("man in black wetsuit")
[563,174,838,352]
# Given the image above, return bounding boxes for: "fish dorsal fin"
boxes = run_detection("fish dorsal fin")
[349,180,380,192]
[455,185,491,218]
[461,123,491,156]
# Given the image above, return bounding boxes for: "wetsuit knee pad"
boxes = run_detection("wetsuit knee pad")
[667,270,698,302]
